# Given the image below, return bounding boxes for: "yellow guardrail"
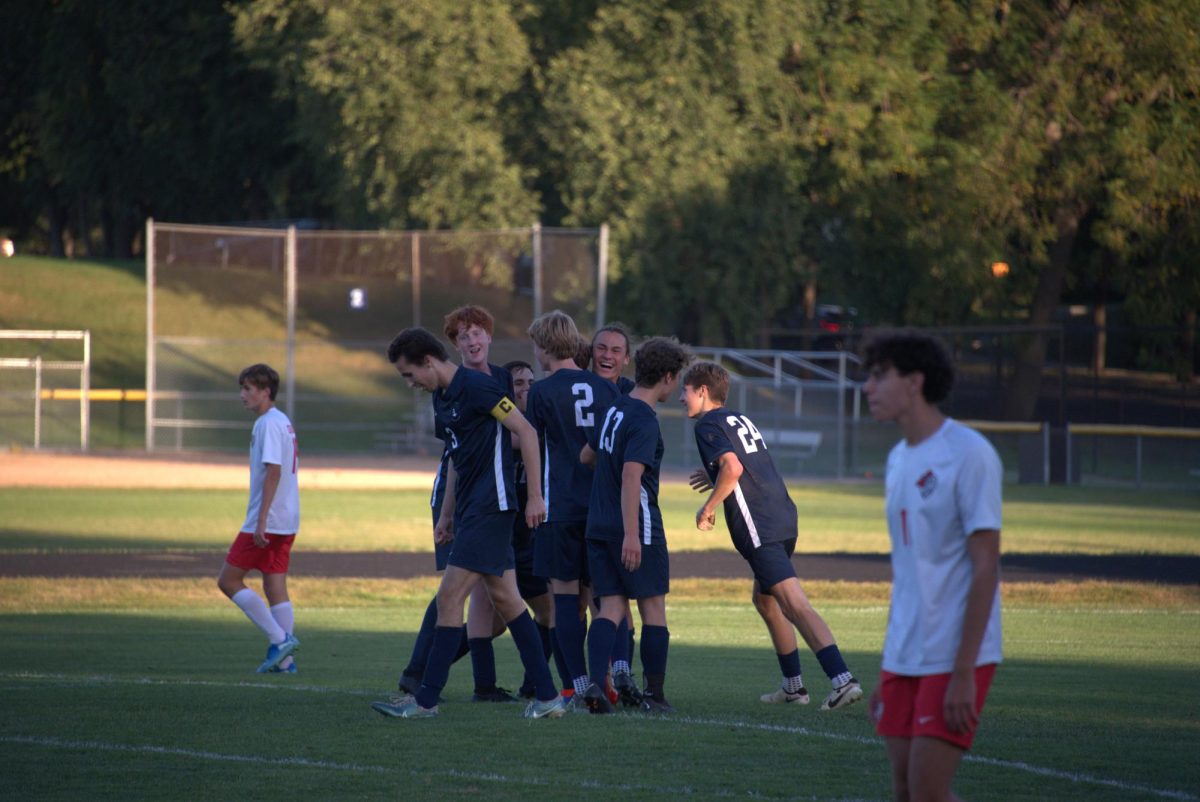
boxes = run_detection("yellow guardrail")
[959,419,1044,435]
[40,389,147,401]
[1068,423,1200,440]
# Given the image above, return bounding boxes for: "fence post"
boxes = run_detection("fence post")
[145,217,155,451]
[33,355,42,450]
[81,330,90,451]
[285,225,297,424]
[1042,422,1050,485]
[596,224,609,329]
[411,231,421,326]
[836,350,846,480]
[532,223,543,319]
[1065,423,1073,485]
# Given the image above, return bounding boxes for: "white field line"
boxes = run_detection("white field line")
[2,671,1196,801]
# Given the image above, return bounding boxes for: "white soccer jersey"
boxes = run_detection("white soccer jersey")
[241,407,300,535]
[882,418,1003,675]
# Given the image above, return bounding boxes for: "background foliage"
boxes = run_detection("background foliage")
[2,0,1198,392]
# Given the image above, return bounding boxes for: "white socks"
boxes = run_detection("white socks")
[231,588,286,644]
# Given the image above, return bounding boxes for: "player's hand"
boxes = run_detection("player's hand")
[868,687,884,724]
[621,535,642,572]
[525,495,546,529]
[252,526,268,549]
[943,669,978,734]
[695,505,716,531]
[688,469,713,493]
[434,516,454,545]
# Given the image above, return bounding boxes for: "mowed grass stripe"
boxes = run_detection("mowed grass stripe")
[2,672,1197,801]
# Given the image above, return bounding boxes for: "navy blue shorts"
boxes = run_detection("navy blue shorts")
[447,511,517,577]
[741,537,797,591]
[534,520,590,583]
[514,524,548,600]
[587,538,669,600]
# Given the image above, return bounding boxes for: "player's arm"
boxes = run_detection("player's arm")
[696,452,742,530]
[944,527,1000,734]
[498,405,546,527]
[254,462,282,548]
[435,463,456,545]
[620,461,646,571]
[580,443,596,467]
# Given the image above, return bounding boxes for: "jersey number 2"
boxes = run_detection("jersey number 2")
[572,383,595,427]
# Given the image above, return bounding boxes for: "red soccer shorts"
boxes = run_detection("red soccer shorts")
[225,532,295,574]
[874,664,997,750]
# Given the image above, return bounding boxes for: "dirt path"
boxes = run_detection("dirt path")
[3,453,1196,584]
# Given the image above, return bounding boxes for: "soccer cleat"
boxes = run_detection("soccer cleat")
[371,694,438,719]
[523,695,569,719]
[639,690,674,714]
[471,685,518,703]
[760,684,810,704]
[256,633,299,673]
[269,659,297,675]
[820,679,864,711]
[612,670,643,707]
[517,680,537,700]
[582,683,615,715]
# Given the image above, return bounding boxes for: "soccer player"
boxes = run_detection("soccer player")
[372,327,565,720]
[861,330,1003,802]
[681,361,862,710]
[525,311,622,703]
[503,359,556,698]
[591,322,636,395]
[587,322,639,688]
[217,364,300,674]
[398,306,516,702]
[580,336,690,714]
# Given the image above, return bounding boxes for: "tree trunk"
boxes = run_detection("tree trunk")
[47,202,66,258]
[1002,205,1083,420]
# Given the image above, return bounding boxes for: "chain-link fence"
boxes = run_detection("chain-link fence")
[147,221,607,453]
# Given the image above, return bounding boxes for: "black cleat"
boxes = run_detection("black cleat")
[471,685,519,703]
[583,683,615,714]
[612,670,643,707]
[640,690,674,714]
[397,672,421,695]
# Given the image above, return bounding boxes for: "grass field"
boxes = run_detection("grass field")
[2,481,1199,800]
[2,482,1198,555]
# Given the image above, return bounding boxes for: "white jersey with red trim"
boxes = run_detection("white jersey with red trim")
[882,418,1002,675]
[241,407,300,534]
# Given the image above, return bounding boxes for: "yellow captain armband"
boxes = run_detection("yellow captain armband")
[490,396,516,421]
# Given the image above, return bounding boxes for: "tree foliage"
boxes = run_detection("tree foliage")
[1,0,1196,389]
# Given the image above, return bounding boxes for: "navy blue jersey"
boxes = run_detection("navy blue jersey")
[430,446,450,524]
[616,376,636,395]
[527,369,619,523]
[694,408,797,548]
[586,395,665,545]
[434,367,518,517]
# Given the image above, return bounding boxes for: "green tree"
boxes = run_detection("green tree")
[233,0,540,230]
[938,1,1200,418]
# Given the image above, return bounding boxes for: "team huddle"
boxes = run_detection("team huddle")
[220,309,1003,800]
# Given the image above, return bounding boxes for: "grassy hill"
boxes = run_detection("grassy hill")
[0,256,146,388]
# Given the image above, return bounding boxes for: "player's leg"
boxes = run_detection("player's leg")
[907,737,965,802]
[884,736,914,802]
[466,583,511,701]
[582,592,626,712]
[635,593,672,712]
[753,580,807,703]
[518,587,553,698]
[419,566,478,708]
[481,570,564,715]
[218,536,292,670]
[771,576,860,708]
[262,570,297,673]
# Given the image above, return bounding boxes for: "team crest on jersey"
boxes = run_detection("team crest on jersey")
[916,469,937,499]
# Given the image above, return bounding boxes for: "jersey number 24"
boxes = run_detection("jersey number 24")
[726,415,766,454]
